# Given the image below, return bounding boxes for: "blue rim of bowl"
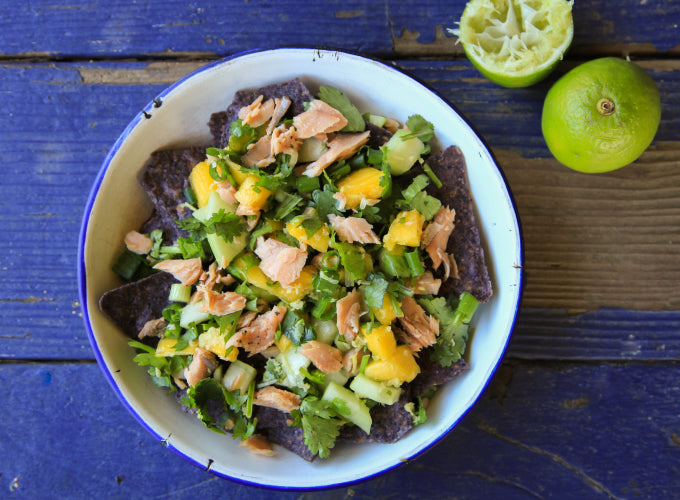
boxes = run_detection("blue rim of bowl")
[77,46,525,491]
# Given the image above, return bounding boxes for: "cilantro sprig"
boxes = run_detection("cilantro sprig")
[318,85,366,132]
[290,396,345,458]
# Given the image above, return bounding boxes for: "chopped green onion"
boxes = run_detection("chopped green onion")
[321,250,340,270]
[349,152,367,169]
[112,249,149,281]
[168,283,192,303]
[358,348,370,375]
[245,379,255,418]
[402,174,430,201]
[422,162,443,189]
[209,160,229,181]
[300,367,326,386]
[405,250,424,277]
[366,148,383,165]
[273,192,303,220]
[452,292,479,326]
[326,161,351,181]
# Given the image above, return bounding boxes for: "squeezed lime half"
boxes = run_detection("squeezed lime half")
[451,0,574,88]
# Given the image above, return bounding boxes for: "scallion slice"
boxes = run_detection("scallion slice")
[168,283,192,303]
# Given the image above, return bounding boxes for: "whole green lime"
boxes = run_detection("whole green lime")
[451,0,574,88]
[541,57,661,173]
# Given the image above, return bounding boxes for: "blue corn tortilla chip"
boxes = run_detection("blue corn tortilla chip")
[338,388,415,444]
[339,351,468,445]
[254,406,316,462]
[409,353,469,397]
[364,120,392,149]
[208,110,227,146]
[218,78,314,147]
[427,145,493,302]
[139,146,207,244]
[99,271,176,339]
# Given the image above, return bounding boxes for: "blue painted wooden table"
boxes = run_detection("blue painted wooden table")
[1,1,679,498]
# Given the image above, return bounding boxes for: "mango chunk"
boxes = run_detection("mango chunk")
[371,295,402,326]
[364,324,397,360]
[198,326,238,361]
[383,210,424,251]
[226,157,250,186]
[234,174,272,212]
[155,338,198,357]
[286,216,331,253]
[337,167,385,209]
[231,254,317,303]
[364,345,420,385]
[189,161,217,208]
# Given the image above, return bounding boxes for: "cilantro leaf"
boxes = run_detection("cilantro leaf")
[312,185,343,220]
[300,213,324,239]
[362,273,389,308]
[260,358,286,388]
[398,174,441,220]
[418,296,470,367]
[335,242,368,282]
[227,119,260,154]
[409,191,441,220]
[184,378,256,440]
[291,397,343,458]
[203,209,247,243]
[404,114,434,142]
[129,340,188,391]
[318,85,366,132]
[281,310,315,346]
[299,413,341,459]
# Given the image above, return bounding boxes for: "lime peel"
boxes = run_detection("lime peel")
[541,57,661,173]
[450,0,574,88]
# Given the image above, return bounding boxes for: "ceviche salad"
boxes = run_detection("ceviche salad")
[99,79,492,461]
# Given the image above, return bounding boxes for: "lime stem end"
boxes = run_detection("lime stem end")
[597,98,615,116]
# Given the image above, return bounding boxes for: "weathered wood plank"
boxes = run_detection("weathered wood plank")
[0,0,677,60]
[508,308,680,360]
[0,60,677,360]
[0,362,676,498]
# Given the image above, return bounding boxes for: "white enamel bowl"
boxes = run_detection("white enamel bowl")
[78,48,523,490]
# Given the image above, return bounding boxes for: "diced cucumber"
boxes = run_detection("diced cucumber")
[179,301,211,329]
[323,368,350,388]
[195,191,248,267]
[367,114,387,127]
[298,137,328,162]
[322,382,372,434]
[278,348,312,390]
[311,317,339,345]
[350,373,402,405]
[222,360,257,394]
[211,364,224,382]
[384,129,425,175]
[333,333,352,353]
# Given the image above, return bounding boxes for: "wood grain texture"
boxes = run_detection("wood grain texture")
[0,0,677,59]
[509,308,680,360]
[0,362,676,498]
[0,60,677,360]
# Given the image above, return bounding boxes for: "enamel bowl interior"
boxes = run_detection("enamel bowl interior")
[79,48,523,489]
